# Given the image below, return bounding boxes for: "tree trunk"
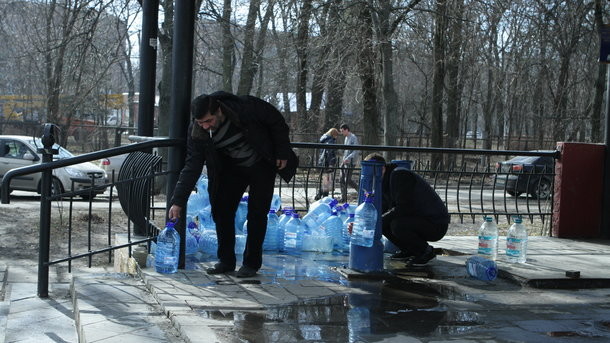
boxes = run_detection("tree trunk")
[295,0,313,129]
[236,0,261,95]
[591,0,607,143]
[357,3,379,145]
[430,0,447,167]
[221,0,234,92]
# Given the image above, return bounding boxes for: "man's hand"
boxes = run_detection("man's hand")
[168,205,182,221]
[276,159,287,170]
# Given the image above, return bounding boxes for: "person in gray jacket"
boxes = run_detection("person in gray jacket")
[168,91,298,278]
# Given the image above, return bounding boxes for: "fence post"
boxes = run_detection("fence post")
[349,160,385,272]
[38,124,58,298]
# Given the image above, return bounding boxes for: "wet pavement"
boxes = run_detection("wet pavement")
[3,236,610,342]
[134,236,610,342]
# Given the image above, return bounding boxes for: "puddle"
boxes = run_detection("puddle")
[198,278,482,342]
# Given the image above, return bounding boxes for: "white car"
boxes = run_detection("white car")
[0,135,107,199]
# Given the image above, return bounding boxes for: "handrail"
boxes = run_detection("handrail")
[1,138,184,204]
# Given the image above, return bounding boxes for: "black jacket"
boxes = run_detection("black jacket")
[317,134,337,168]
[170,91,298,208]
[381,164,450,225]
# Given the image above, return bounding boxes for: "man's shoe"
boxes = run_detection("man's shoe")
[389,250,414,260]
[206,262,235,275]
[408,246,436,266]
[236,265,257,278]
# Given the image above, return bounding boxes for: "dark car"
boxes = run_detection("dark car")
[494,153,555,199]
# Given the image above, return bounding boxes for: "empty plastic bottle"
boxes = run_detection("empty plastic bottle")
[302,198,339,230]
[235,196,248,234]
[506,216,528,263]
[185,221,200,256]
[478,216,498,260]
[342,213,355,248]
[466,255,498,281]
[235,234,247,255]
[351,195,378,247]
[270,194,282,211]
[278,207,293,227]
[283,212,303,253]
[320,210,345,251]
[264,209,280,251]
[155,221,180,274]
[199,230,218,256]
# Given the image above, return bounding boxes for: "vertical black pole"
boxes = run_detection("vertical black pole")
[137,0,159,138]
[38,124,57,298]
[602,67,610,238]
[167,1,196,269]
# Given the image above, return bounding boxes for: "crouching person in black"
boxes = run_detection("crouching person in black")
[363,154,449,266]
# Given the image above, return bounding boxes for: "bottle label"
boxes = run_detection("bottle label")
[506,237,523,257]
[478,235,497,255]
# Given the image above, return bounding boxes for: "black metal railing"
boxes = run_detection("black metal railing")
[1,138,558,297]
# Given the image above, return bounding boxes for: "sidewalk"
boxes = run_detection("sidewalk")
[2,236,610,342]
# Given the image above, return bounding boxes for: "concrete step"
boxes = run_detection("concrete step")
[1,263,76,343]
[72,271,183,342]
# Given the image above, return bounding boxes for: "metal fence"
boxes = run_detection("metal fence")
[0,137,558,297]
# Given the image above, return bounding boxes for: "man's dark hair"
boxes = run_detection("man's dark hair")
[191,94,220,119]
[364,153,386,163]
[340,124,350,131]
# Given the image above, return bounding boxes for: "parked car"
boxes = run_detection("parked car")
[494,152,554,199]
[0,135,107,198]
[99,153,128,180]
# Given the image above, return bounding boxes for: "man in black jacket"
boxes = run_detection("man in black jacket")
[364,154,449,266]
[168,92,298,277]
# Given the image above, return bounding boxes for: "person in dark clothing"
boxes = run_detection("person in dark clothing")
[364,154,449,266]
[168,91,298,278]
[315,127,339,200]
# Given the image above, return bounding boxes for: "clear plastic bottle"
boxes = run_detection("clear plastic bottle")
[283,212,303,253]
[234,196,248,234]
[351,195,378,247]
[155,221,180,274]
[319,210,345,251]
[506,216,528,263]
[342,213,355,248]
[263,209,279,251]
[185,221,200,256]
[270,194,282,212]
[278,207,293,227]
[466,255,498,281]
[302,198,339,231]
[478,216,498,260]
[198,230,218,257]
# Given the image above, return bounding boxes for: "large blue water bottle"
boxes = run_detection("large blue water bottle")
[302,198,339,230]
[155,221,180,274]
[264,209,280,251]
[350,194,378,247]
[283,212,303,253]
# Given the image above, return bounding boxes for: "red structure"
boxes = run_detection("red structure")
[552,142,605,238]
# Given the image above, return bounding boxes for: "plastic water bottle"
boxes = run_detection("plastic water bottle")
[302,198,339,230]
[466,255,498,281]
[506,217,528,263]
[270,194,282,211]
[199,230,218,256]
[235,196,248,234]
[235,234,247,254]
[155,221,180,274]
[351,195,378,248]
[185,221,200,256]
[264,210,280,251]
[320,210,345,251]
[283,212,303,253]
[301,234,334,252]
[478,216,498,260]
[342,213,355,248]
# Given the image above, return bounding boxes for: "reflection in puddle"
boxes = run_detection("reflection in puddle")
[198,278,482,342]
